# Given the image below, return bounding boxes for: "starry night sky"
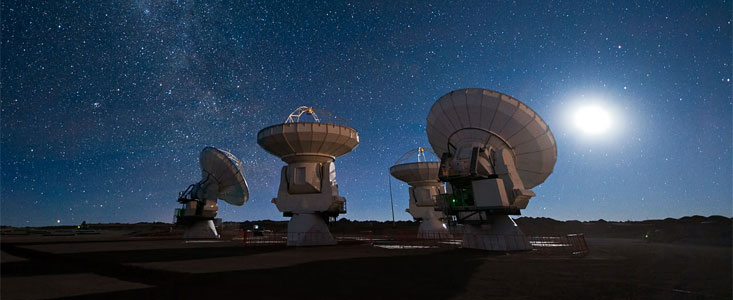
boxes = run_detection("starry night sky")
[2,1,731,226]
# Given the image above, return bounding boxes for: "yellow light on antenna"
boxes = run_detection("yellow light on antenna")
[306,108,314,114]
[418,147,424,152]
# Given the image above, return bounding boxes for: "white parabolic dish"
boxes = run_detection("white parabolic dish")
[389,147,441,183]
[257,122,360,161]
[426,88,557,188]
[390,162,440,183]
[199,147,249,206]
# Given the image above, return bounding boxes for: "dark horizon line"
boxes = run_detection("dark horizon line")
[2,214,731,228]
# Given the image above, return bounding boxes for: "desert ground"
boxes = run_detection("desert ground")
[1,217,730,300]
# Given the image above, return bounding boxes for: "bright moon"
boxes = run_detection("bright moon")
[574,105,611,134]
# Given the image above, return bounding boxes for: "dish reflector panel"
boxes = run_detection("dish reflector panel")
[200,147,249,206]
[257,123,359,160]
[390,162,441,183]
[390,147,441,183]
[426,88,557,188]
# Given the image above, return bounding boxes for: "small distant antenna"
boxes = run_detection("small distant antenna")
[389,147,448,238]
[174,147,250,239]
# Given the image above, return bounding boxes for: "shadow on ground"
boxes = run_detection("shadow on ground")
[2,242,489,299]
[3,238,731,300]
[1,243,288,276]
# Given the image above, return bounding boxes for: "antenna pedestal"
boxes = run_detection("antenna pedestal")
[183,220,219,239]
[416,215,451,239]
[272,161,345,246]
[287,213,336,246]
[461,215,530,251]
[407,184,451,239]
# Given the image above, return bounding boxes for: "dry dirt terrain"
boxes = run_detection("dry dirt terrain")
[1,228,730,300]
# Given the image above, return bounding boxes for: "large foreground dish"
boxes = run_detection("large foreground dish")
[426,88,556,189]
[426,88,557,251]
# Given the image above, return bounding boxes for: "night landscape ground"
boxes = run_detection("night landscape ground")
[2,217,730,300]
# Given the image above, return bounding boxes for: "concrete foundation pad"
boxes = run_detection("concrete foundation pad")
[286,213,336,246]
[417,218,452,239]
[183,220,219,239]
[461,215,532,251]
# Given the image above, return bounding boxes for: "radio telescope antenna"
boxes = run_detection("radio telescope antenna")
[426,88,557,251]
[258,106,359,246]
[174,147,250,239]
[390,147,451,239]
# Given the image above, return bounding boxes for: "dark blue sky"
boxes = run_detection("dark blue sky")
[2,1,731,226]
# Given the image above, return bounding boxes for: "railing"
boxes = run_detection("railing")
[235,230,375,246]
[527,234,589,255]
[461,232,531,251]
[370,231,462,249]
[235,230,286,245]
[235,230,589,255]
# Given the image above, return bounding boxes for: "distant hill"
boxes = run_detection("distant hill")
[237,216,732,246]
[3,216,730,246]
[515,215,732,246]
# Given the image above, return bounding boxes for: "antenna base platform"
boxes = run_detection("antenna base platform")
[286,213,336,246]
[182,220,220,239]
[417,218,452,239]
[461,215,531,251]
